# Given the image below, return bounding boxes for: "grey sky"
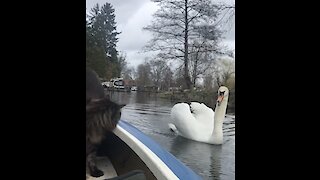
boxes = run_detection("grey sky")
[86,0,235,68]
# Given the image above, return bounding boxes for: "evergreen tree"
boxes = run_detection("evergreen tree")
[86,2,121,79]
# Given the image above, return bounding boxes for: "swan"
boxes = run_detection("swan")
[169,86,229,144]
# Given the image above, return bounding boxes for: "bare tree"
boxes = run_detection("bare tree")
[189,37,223,86]
[149,59,174,90]
[162,65,174,90]
[213,1,235,34]
[203,74,214,90]
[211,58,235,87]
[118,52,127,76]
[122,66,136,80]
[144,0,222,89]
[136,61,152,88]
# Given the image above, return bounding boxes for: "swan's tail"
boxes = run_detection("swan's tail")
[168,123,178,133]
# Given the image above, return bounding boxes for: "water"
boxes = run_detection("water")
[108,91,235,180]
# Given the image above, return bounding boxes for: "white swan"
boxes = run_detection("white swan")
[169,86,229,145]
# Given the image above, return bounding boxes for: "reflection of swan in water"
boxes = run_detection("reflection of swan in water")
[169,136,222,180]
[169,86,229,144]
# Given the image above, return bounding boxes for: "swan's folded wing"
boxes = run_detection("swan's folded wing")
[171,103,195,123]
[170,103,196,136]
[189,102,215,122]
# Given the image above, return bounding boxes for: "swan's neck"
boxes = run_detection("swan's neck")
[211,100,228,144]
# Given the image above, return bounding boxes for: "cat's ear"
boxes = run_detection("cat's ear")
[119,104,126,109]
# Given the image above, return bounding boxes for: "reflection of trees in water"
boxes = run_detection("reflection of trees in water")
[169,136,222,180]
[135,92,153,103]
[109,91,155,104]
[107,91,133,105]
[133,92,173,106]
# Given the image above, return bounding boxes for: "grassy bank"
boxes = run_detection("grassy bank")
[158,88,235,115]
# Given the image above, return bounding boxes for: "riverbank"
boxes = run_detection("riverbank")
[157,89,235,115]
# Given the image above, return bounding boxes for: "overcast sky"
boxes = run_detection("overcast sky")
[86,0,235,68]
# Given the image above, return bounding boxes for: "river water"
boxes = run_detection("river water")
[108,91,235,180]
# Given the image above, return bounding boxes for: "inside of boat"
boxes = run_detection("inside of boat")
[87,131,156,180]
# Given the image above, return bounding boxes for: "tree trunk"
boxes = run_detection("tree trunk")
[192,49,200,87]
[184,0,192,89]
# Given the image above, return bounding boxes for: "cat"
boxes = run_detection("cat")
[86,67,125,177]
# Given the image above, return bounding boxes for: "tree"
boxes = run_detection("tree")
[136,61,152,88]
[212,57,235,87]
[88,3,120,58]
[173,66,187,88]
[162,66,174,90]
[144,0,222,89]
[86,22,108,78]
[118,52,128,76]
[122,66,136,80]
[216,2,235,31]
[86,2,121,79]
[189,37,222,86]
[203,74,214,90]
[149,59,174,91]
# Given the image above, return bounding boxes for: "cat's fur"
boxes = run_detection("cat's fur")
[86,67,124,177]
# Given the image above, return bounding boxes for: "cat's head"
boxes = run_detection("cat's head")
[86,96,126,128]
[109,102,126,125]
[86,96,125,113]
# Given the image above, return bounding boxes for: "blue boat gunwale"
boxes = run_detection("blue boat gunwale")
[117,120,202,180]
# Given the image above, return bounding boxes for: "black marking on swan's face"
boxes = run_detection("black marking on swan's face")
[217,86,228,106]
[219,91,225,96]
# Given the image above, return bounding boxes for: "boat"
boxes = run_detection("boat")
[87,120,202,180]
[102,78,133,92]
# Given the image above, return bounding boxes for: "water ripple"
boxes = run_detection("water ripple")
[111,92,235,180]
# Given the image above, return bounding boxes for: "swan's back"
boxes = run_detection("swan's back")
[170,103,194,136]
[189,102,214,120]
[170,102,215,142]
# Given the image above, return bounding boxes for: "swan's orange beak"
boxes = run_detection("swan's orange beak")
[217,95,224,106]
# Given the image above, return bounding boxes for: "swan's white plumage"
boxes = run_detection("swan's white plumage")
[170,102,214,142]
[169,86,229,144]
[168,123,177,133]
